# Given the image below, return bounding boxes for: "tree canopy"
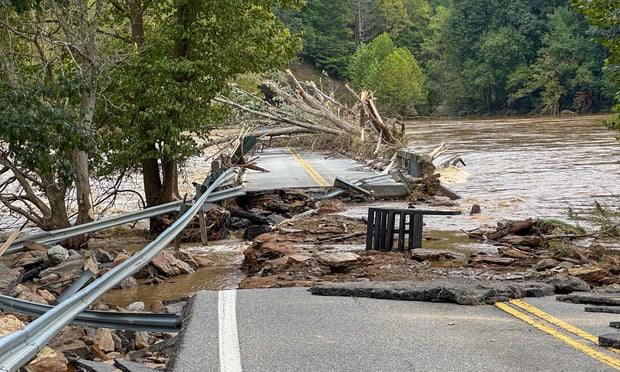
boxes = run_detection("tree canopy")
[282,0,615,116]
[573,0,620,138]
[0,0,302,235]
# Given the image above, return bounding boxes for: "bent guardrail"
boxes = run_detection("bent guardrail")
[0,168,236,372]
[4,184,245,255]
[0,294,180,332]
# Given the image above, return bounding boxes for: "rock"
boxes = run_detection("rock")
[150,300,166,313]
[411,249,466,262]
[470,256,516,266]
[316,252,360,271]
[288,254,314,264]
[83,257,99,276]
[192,256,215,267]
[173,249,199,270]
[27,346,68,372]
[470,204,481,215]
[94,249,115,264]
[119,276,138,289]
[244,224,272,240]
[545,275,590,294]
[127,301,145,312]
[267,213,287,226]
[73,359,117,372]
[15,284,50,305]
[96,328,116,353]
[534,258,560,270]
[498,234,541,247]
[568,267,609,283]
[134,331,150,350]
[151,251,195,277]
[39,259,84,281]
[0,262,21,295]
[110,252,131,268]
[55,339,91,359]
[47,245,70,265]
[115,359,159,372]
[0,314,25,336]
[23,241,51,252]
[37,289,57,304]
[11,250,47,268]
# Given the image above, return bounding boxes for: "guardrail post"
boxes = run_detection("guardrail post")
[175,202,190,250]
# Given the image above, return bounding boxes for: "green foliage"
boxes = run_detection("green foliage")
[97,0,302,174]
[537,218,586,235]
[0,79,85,184]
[573,0,620,139]
[349,33,426,116]
[592,201,620,237]
[299,0,356,77]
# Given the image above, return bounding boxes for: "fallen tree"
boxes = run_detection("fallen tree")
[207,69,405,164]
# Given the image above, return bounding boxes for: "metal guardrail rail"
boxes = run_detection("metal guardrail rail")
[0,294,180,332]
[4,184,245,255]
[0,168,237,372]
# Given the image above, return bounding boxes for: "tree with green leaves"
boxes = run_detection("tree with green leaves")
[0,0,107,241]
[507,7,613,114]
[97,0,302,214]
[573,0,620,137]
[299,0,357,77]
[349,33,426,116]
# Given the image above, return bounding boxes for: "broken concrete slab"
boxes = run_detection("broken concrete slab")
[599,333,620,348]
[309,278,557,305]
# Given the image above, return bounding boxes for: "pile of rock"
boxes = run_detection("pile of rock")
[0,240,211,371]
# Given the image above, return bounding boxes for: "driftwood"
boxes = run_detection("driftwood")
[487,219,536,241]
[211,69,403,158]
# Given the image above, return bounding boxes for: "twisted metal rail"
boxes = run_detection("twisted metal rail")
[0,168,236,372]
[0,294,180,332]
[4,183,244,255]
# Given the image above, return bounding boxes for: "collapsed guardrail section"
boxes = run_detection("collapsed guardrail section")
[0,168,238,372]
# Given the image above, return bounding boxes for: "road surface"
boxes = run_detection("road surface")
[170,288,620,372]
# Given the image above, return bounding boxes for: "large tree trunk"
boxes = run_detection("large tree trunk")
[162,158,180,202]
[142,155,163,207]
[41,173,71,231]
[73,89,96,226]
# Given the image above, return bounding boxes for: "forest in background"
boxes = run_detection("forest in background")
[276,0,616,116]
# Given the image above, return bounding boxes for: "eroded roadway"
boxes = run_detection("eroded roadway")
[170,150,620,371]
[170,288,620,372]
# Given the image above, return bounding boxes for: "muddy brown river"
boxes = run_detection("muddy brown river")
[102,115,619,306]
[410,115,619,225]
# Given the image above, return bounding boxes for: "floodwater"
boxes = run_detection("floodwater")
[43,115,620,306]
[407,115,620,229]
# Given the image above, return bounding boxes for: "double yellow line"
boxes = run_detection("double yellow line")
[496,299,620,370]
[288,148,331,187]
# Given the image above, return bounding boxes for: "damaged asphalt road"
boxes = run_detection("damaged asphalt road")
[308,276,591,305]
[171,286,620,372]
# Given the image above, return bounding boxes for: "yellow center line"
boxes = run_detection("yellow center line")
[510,299,597,344]
[495,301,620,370]
[288,148,331,187]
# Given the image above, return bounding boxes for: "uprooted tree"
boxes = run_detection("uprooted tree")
[207,69,457,204]
[210,69,408,166]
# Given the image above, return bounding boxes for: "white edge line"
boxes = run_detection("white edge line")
[218,289,243,372]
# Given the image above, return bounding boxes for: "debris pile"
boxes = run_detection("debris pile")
[0,238,211,371]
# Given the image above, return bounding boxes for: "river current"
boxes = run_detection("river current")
[407,115,620,227]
